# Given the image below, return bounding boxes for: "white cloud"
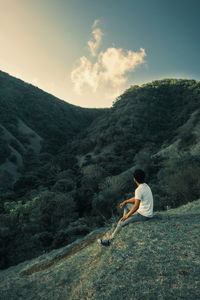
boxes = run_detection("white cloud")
[92,19,100,28]
[71,56,99,94]
[88,27,103,57]
[71,21,147,101]
[98,47,146,87]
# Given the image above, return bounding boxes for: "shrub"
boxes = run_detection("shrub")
[10,139,24,155]
[52,178,75,192]
[157,154,200,207]
[0,142,11,164]
[99,172,132,194]
[9,154,17,164]
[37,191,78,231]
[167,165,200,204]
[32,231,54,248]
[178,132,197,149]
[92,187,120,219]
[0,170,14,192]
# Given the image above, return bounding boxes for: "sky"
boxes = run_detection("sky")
[1,0,200,108]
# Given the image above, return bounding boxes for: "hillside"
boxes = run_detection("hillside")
[0,199,199,300]
[0,70,106,186]
[0,76,200,271]
[0,70,104,143]
[64,78,200,211]
[71,79,200,167]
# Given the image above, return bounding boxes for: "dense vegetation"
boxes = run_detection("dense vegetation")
[0,70,105,154]
[0,72,200,270]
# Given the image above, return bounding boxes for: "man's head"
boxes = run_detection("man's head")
[133,169,145,184]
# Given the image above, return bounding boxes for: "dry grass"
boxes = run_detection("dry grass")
[0,200,200,300]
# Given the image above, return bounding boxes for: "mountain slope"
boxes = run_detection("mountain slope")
[73,79,200,158]
[0,70,106,185]
[1,77,200,272]
[0,199,199,300]
[65,78,200,210]
[0,70,105,145]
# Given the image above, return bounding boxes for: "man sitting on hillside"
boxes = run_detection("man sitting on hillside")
[98,169,154,246]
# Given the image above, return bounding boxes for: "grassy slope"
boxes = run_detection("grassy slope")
[0,200,200,300]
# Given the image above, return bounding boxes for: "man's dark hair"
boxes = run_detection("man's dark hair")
[133,169,145,183]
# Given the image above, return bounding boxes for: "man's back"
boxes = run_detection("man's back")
[135,183,153,217]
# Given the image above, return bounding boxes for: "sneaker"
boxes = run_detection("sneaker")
[98,239,111,246]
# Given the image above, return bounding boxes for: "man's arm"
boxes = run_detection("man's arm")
[125,197,136,204]
[119,197,135,208]
[120,199,140,221]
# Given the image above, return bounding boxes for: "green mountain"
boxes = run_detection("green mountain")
[0,199,199,300]
[71,79,200,169]
[67,78,200,209]
[0,70,106,186]
[0,75,200,271]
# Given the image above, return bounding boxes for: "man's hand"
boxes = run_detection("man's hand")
[120,215,128,222]
[119,201,126,208]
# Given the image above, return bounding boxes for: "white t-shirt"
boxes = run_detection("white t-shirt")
[135,183,153,217]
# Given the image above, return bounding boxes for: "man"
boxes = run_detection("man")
[98,169,153,246]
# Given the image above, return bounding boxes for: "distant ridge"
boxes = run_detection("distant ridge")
[0,70,106,145]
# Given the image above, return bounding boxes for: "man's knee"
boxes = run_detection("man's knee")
[117,220,124,227]
[117,220,127,228]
